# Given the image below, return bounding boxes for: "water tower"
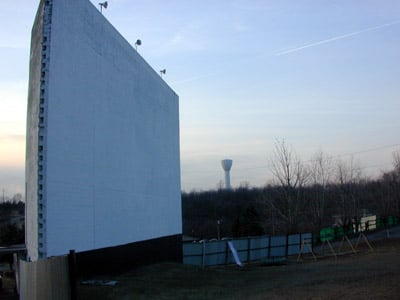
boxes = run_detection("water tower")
[221,159,233,190]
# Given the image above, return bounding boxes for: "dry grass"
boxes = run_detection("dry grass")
[77,238,400,299]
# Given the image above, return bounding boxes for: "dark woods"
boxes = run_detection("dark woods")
[0,196,25,246]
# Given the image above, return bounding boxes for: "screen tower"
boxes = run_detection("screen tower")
[26,0,182,269]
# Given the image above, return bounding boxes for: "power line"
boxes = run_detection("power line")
[331,143,400,159]
[182,143,400,174]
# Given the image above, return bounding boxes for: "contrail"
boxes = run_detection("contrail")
[170,19,400,85]
[275,20,400,56]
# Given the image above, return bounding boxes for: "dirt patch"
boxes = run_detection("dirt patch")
[77,238,400,299]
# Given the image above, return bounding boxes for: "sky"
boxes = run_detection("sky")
[1,0,400,196]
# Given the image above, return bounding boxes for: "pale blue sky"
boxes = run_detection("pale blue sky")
[1,0,400,195]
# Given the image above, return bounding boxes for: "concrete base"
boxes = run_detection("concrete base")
[75,234,182,276]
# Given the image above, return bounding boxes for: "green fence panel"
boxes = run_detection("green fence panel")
[320,228,335,242]
[376,217,383,228]
[336,227,344,238]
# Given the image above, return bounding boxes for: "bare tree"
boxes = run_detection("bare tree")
[268,139,310,233]
[391,151,400,215]
[379,151,400,216]
[335,156,363,231]
[309,149,333,229]
[393,151,400,172]
[336,156,362,186]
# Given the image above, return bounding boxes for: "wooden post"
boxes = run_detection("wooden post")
[13,253,20,295]
[338,235,357,254]
[354,233,374,251]
[297,239,316,262]
[68,250,77,300]
[320,240,337,259]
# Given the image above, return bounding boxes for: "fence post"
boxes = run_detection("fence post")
[202,241,206,267]
[68,250,77,300]
[13,253,20,295]
[267,236,271,258]
[299,233,302,253]
[225,240,229,265]
[247,237,251,262]
[285,234,289,257]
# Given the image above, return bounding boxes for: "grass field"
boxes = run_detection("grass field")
[77,238,400,299]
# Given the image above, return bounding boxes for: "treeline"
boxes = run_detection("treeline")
[0,197,25,245]
[182,141,400,239]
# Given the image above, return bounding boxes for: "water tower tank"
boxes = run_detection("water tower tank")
[221,159,233,190]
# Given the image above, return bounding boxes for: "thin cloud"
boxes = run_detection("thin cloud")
[0,134,25,141]
[170,73,217,85]
[275,20,400,56]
